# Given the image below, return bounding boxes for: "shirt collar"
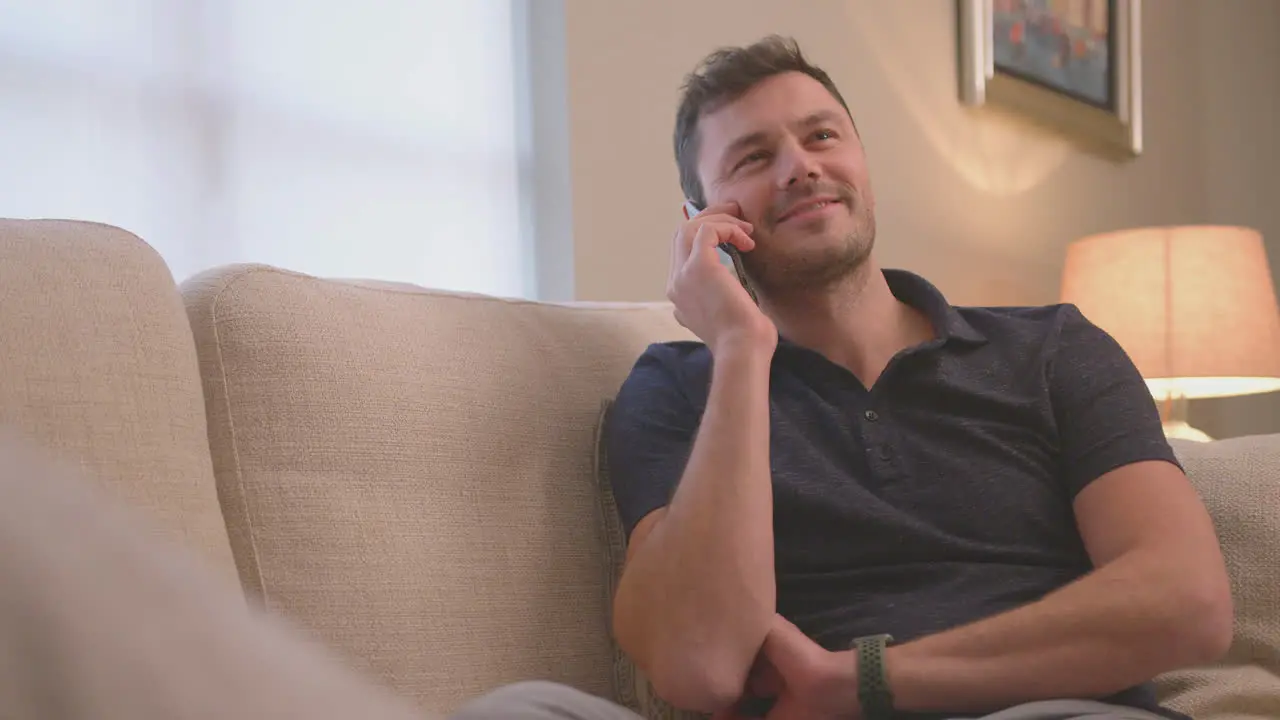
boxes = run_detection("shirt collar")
[882,269,986,345]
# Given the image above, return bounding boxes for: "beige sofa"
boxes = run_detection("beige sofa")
[1,218,1278,719]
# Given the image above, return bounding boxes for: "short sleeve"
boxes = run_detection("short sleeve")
[604,344,703,539]
[1048,304,1183,497]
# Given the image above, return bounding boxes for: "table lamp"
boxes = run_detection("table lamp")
[1059,225,1280,441]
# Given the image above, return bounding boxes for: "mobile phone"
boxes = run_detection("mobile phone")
[683,199,759,305]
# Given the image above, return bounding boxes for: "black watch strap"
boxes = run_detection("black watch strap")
[853,633,895,720]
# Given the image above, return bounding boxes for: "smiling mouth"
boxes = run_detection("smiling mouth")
[778,198,843,224]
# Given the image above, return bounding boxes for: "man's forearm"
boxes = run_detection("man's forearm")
[847,550,1232,715]
[614,342,777,709]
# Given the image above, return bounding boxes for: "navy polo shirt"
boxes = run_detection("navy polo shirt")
[604,269,1186,720]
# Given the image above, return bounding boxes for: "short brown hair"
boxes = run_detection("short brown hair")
[674,35,853,208]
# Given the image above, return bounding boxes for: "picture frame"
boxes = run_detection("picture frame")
[957,0,1142,160]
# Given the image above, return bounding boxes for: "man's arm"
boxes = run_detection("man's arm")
[861,458,1233,715]
[815,306,1234,716]
[612,340,777,712]
[609,203,781,713]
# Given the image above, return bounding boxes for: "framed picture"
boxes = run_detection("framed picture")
[957,0,1142,160]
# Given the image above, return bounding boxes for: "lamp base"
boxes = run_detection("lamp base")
[1162,420,1213,443]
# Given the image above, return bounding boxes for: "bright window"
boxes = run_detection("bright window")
[0,0,532,297]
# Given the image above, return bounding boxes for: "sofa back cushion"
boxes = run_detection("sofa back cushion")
[181,264,692,714]
[1157,434,1280,718]
[0,219,238,586]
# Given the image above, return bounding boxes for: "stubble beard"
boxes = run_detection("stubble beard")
[746,204,876,297]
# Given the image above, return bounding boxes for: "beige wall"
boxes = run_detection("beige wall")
[560,0,1279,438]
[1191,0,1280,438]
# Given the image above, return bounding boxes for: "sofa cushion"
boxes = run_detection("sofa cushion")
[0,219,238,587]
[180,264,693,714]
[1156,434,1280,718]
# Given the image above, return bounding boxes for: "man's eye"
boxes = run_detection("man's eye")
[813,129,836,141]
[736,151,769,169]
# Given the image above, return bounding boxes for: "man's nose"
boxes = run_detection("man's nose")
[776,142,820,189]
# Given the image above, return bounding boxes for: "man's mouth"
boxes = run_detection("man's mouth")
[777,197,843,224]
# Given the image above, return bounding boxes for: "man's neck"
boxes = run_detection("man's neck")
[762,260,935,389]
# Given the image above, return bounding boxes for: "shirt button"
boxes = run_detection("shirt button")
[864,409,879,422]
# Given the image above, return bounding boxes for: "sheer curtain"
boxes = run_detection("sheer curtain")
[0,0,532,298]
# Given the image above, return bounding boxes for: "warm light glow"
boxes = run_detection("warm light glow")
[849,3,1073,198]
[1060,225,1280,401]
[1148,377,1280,401]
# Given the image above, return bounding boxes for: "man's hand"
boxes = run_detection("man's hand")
[714,615,861,720]
[668,202,776,357]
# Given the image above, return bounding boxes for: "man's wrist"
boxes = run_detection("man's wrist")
[819,649,863,718]
[708,337,775,390]
[710,329,776,365]
[852,634,896,720]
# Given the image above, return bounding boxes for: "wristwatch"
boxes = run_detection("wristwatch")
[852,633,895,720]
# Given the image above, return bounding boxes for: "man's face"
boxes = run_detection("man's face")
[695,71,876,292]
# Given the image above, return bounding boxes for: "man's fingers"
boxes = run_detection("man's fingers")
[669,227,684,280]
[677,226,755,289]
[722,226,755,253]
[700,213,753,233]
[700,200,746,220]
[689,223,755,256]
[759,613,814,672]
[685,200,753,234]
[748,662,783,696]
[763,696,805,720]
[682,224,718,273]
[670,200,753,281]
[678,219,753,264]
[682,225,728,275]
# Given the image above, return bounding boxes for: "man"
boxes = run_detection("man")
[603,35,1233,720]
